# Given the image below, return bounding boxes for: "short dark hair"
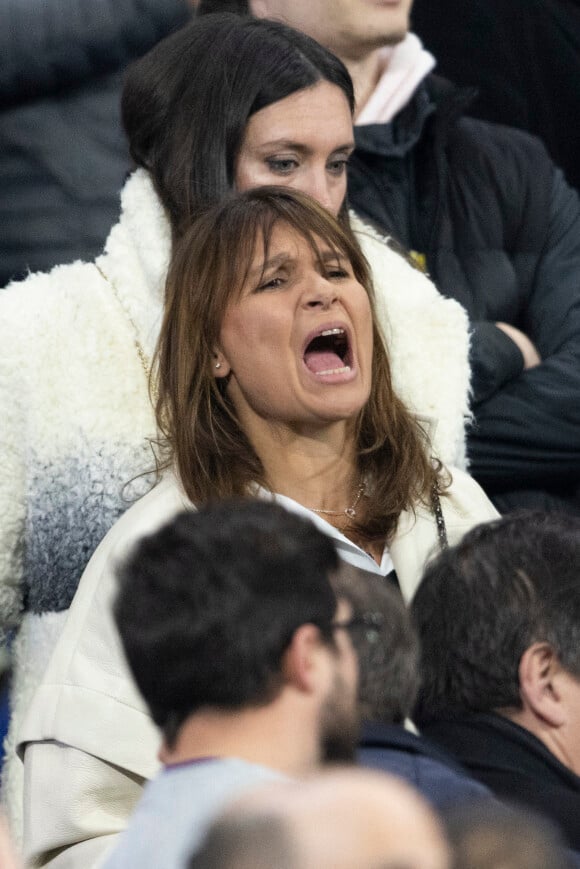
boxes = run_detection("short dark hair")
[114,500,340,743]
[122,13,354,239]
[197,0,250,12]
[332,567,419,724]
[412,511,580,724]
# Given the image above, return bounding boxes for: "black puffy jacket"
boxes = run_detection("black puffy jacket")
[0,0,190,286]
[412,0,580,193]
[349,76,580,509]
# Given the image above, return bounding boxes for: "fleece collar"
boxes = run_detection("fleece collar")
[95,169,172,366]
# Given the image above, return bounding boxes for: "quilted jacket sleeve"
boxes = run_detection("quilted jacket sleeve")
[468,320,525,405]
[0,0,190,105]
[469,167,580,493]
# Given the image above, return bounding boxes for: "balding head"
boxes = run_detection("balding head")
[190,768,451,869]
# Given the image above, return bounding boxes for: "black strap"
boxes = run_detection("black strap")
[431,482,448,550]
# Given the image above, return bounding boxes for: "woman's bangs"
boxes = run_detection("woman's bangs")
[223,207,280,302]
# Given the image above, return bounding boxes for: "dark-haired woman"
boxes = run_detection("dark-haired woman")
[20,188,496,867]
[0,13,469,842]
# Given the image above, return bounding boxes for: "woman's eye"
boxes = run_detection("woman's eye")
[326,267,349,279]
[327,158,349,176]
[266,158,298,175]
[256,276,285,291]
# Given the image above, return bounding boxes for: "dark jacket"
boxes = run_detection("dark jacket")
[0,0,190,286]
[422,713,580,851]
[349,75,580,510]
[412,0,580,192]
[358,721,491,811]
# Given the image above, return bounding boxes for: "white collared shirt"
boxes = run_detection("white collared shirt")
[268,491,395,577]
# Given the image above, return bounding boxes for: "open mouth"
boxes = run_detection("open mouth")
[303,327,352,376]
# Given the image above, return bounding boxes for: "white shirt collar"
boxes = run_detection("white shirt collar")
[263,491,394,577]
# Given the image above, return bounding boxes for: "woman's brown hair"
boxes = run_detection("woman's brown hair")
[155,187,445,543]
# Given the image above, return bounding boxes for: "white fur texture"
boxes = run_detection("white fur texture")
[0,171,470,838]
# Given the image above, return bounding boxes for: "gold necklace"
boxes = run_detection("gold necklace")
[309,481,366,520]
[94,263,153,385]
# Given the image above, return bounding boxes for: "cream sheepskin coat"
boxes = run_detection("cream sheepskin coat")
[0,170,470,841]
[20,470,497,868]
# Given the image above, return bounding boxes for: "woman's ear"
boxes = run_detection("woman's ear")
[518,642,566,728]
[212,350,231,379]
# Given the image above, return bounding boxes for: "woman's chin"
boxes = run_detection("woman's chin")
[298,395,369,429]
[307,381,371,422]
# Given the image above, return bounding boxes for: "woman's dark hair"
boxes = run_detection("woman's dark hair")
[197,0,250,12]
[155,187,442,544]
[122,13,354,239]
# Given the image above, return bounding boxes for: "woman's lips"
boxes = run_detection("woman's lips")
[302,325,357,380]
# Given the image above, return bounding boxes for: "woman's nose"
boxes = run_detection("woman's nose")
[303,275,338,310]
[298,170,336,214]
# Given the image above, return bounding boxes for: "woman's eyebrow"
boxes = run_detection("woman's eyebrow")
[248,248,348,279]
[249,252,293,278]
[255,139,355,154]
[319,248,348,265]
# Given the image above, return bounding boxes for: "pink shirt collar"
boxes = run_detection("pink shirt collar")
[356,33,435,125]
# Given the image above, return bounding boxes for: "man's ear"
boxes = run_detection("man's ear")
[282,624,331,695]
[519,642,566,728]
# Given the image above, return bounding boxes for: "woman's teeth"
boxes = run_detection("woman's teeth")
[316,364,351,376]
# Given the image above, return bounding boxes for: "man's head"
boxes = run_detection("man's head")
[189,769,451,869]
[446,800,574,869]
[197,1,413,59]
[114,500,360,761]
[412,511,580,773]
[331,565,419,724]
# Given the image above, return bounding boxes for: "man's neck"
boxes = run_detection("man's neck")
[343,49,385,119]
[502,707,580,776]
[159,702,319,778]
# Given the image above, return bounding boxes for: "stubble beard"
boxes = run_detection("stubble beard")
[318,672,360,764]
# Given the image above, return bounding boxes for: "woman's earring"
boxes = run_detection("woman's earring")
[215,361,222,370]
